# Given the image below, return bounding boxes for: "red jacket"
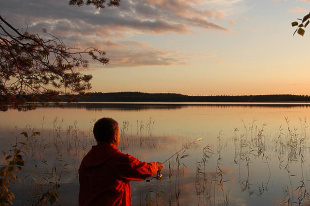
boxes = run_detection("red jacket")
[79,142,158,206]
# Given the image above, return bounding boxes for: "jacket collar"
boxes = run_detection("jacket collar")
[95,141,117,149]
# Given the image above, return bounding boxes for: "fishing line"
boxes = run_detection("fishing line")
[146,137,206,182]
[162,137,205,164]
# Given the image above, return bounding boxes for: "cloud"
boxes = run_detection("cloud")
[103,41,187,68]
[0,0,232,68]
[230,19,236,25]
[289,7,308,13]
[64,39,191,69]
[0,0,230,36]
[298,0,310,3]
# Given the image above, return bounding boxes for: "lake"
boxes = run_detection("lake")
[1,103,310,205]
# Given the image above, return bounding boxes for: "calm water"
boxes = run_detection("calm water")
[1,103,310,205]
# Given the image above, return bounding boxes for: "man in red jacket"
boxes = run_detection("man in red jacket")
[79,117,163,206]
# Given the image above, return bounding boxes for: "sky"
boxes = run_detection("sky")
[1,0,310,96]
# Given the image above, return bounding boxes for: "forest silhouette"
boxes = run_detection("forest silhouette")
[72,92,310,103]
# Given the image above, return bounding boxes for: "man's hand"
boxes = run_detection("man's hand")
[157,162,163,172]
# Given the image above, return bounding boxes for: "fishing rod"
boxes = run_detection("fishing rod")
[147,137,206,182]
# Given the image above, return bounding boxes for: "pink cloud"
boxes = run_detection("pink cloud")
[230,19,236,25]
[289,7,307,13]
[0,0,226,69]
[104,41,187,68]
[1,0,229,38]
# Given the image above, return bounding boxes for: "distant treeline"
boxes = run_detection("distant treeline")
[70,92,310,102]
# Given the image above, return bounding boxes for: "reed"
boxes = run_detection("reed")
[2,117,310,205]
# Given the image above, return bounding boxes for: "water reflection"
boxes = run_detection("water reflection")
[1,104,310,205]
[43,102,310,111]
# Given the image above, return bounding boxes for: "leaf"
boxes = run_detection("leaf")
[292,21,298,27]
[305,20,310,28]
[302,13,310,23]
[180,154,189,159]
[14,149,21,155]
[16,155,23,159]
[298,28,305,36]
[20,132,28,138]
[33,132,41,136]
[5,155,12,161]
[8,166,14,172]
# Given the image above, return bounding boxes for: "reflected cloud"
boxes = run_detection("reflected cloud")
[3,106,310,205]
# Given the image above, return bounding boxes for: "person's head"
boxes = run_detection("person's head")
[93,118,120,148]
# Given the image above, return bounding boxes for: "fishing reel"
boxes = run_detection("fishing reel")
[146,171,162,182]
[156,171,163,180]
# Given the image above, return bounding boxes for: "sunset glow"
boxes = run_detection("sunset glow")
[1,0,310,95]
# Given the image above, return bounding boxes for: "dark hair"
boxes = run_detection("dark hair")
[93,118,119,143]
